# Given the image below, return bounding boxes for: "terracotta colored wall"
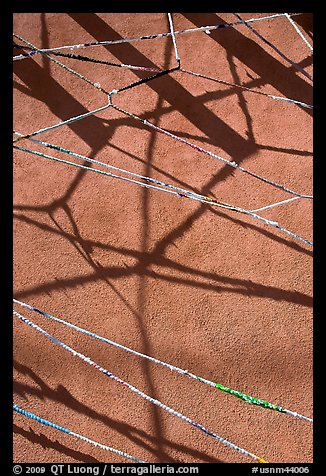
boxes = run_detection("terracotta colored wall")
[13,13,313,464]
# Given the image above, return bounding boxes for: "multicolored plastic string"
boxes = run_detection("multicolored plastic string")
[110,64,180,95]
[12,143,313,247]
[109,104,313,247]
[13,32,179,98]
[13,43,165,71]
[16,131,310,221]
[284,13,313,51]
[110,104,312,200]
[13,40,312,110]
[14,98,312,205]
[12,13,302,59]
[13,298,313,423]
[13,33,110,95]
[13,405,146,463]
[12,132,250,211]
[13,309,268,463]
[167,13,181,65]
[179,68,313,109]
[12,102,111,144]
[233,13,312,82]
[13,12,312,464]
[12,143,232,207]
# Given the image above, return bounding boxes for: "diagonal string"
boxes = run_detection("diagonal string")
[179,68,313,109]
[13,144,313,247]
[109,64,180,96]
[13,298,313,423]
[13,309,268,463]
[13,132,224,204]
[284,13,313,51]
[12,14,302,57]
[110,104,312,200]
[13,43,164,71]
[12,102,111,143]
[13,33,110,95]
[233,13,312,82]
[13,39,178,95]
[250,196,301,213]
[14,131,313,220]
[13,144,221,204]
[13,13,313,463]
[13,44,313,109]
[13,405,146,463]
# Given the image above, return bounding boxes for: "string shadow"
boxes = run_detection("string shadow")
[13,424,101,463]
[13,13,312,463]
[181,13,312,116]
[13,209,312,306]
[292,13,313,40]
[13,360,222,463]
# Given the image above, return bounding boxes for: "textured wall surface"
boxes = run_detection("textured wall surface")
[13,13,313,464]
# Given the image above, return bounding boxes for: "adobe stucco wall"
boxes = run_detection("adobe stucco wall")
[13,13,313,464]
